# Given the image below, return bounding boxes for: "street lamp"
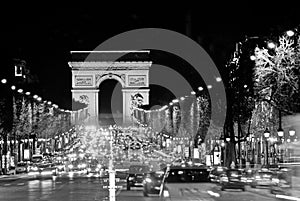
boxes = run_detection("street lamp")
[289,129,296,137]
[264,128,270,167]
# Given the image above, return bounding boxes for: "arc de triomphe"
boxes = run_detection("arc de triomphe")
[68,51,151,125]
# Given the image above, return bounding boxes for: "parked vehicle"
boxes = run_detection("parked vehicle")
[219,169,247,191]
[143,170,165,196]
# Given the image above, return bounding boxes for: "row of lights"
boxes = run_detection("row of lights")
[249,29,297,61]
[1,78,71,113]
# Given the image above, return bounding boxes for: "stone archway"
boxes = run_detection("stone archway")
[69,51,151,125]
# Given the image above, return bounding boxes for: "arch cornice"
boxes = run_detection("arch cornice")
[68,61,151,70]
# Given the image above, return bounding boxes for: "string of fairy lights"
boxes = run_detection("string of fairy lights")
[133,76,222,128]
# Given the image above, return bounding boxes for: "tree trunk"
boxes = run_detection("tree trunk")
[225,115,236,168]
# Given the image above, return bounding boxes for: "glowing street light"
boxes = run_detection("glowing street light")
[198,86,204,91]
[11,85,16,90]
[216,77,222,82]
[17,89,23,93]
[207,85,212,89]
[267,42,276,49]
[286,30,295,37]
[1,79,7,84]
[289,129,296,137]
[25,92,31,96]
[250,55,256,61]
[277,128,284,137]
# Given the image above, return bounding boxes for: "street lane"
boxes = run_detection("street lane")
[0,174,109,201]
[0,174,286,201]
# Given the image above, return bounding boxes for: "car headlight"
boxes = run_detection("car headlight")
[163,190,170,197]
[221,177,228,182]
[145,178,152,183]
[128,177,134,181]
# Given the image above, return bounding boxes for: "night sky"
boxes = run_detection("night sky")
[2,4,300,112]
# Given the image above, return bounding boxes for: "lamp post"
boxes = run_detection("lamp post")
[221,141,225,166]
[108,125,116,201]
[225,137,230,167]
[264,128,270,167]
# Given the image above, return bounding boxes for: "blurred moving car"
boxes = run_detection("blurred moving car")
[219,169,246,191]
[209,166,227,183]
[28,164,40,175]
[270,169,292,195]
[87,164,101,175]
[38,163,58,176]
[127,164,150,190]
[54,162,65,174]
[250,170,276,188]
[159,166,212,200]
[143,170,165,196]
[28,163,57,176]
[244,169,257,185]
[15,162,29,174]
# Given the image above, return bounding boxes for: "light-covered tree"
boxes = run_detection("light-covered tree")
[253,34,300,113]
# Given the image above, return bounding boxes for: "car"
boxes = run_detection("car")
[87,164,101,175]
[143,170,165,196]
[270,169,292,194]
[38,163,58,176]
[54,162,65,174]
[244,169,257,185]
[126,164,150,190]
[15,162,29,174]
[159,165,212,200]
[250,170,276,188]
[28,164,40,176]
[219,169,247,191]
[208,166,227,183]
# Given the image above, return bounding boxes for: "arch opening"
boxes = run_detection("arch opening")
[98,79,123,126]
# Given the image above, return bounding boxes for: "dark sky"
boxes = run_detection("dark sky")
[1,4,300,111]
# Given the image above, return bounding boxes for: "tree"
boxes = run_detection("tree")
[224,41,256,167]
[253,34,300,114]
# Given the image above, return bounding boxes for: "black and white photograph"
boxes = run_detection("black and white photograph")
[1,3,300,201]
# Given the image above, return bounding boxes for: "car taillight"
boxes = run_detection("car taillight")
[241,177,247,182]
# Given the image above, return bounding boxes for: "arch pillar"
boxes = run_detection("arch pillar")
[71,89,99,118]
[122,88,150,125]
